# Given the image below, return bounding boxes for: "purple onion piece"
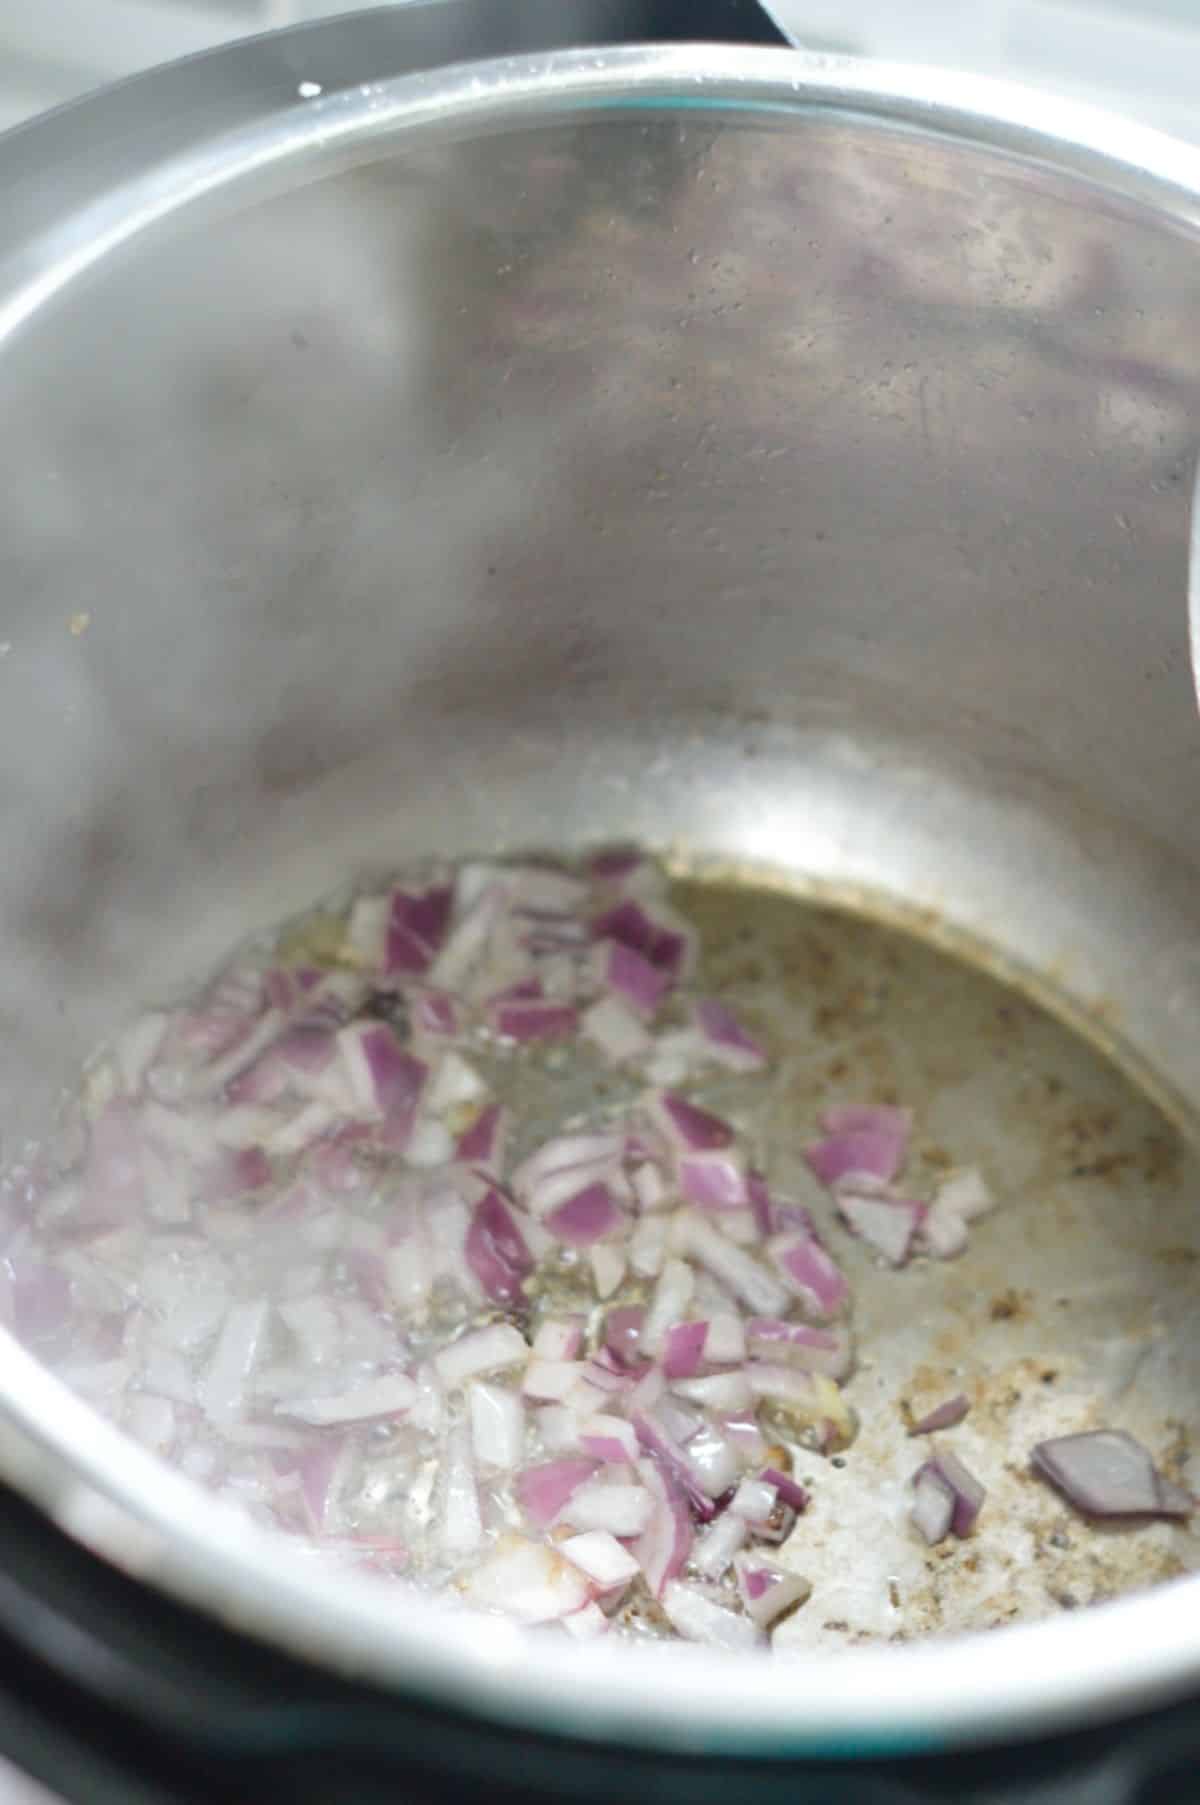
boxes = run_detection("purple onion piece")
[912,1467,955,1545]
[920,1450,985,1536]
[543,1180,624,1247]
[465,1188,534,1304]
[1031,1430,1193,1519]
[908,1393,970,1436]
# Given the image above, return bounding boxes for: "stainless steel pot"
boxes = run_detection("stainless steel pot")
[1,9,1200,1768]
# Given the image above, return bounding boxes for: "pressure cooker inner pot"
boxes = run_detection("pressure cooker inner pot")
[1,62,1199,1693]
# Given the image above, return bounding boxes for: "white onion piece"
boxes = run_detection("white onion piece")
[692,1509,748,1579]
[589,1244,626,1299]
[535,1404,581,1453]
[912,1466,955,1544]
[579,1413,639,1464]
[385,1239,434,1315]
[558,1481,654,1537]
[425,1052,488,1117]
[628,1215,669,1280]
[642,1258,695,1356]
[200,1299,268,1425]
[405,1119,455,1169]
[435,1323,527,1389]
[469,1382,525,1470]
[440,1424,483,1559]
[734,1554,811,1628]
[511,1133,624,1205]
[267,1101,338,1157]
[703,1312,747,1364]
[683,1424,742,1499]
[346,894,389,966]
[462,1537,589,1624]
[281,1373,417,1426]
[278,1296,342,1365]
[661,1581,764,1650]
[560,1530,641,1588]
[673,1213,788,1317]
[409,1361,444,1435]
[562,1601,610,1640]
[582,997,652,1064]
[532,1318,584,1362]
[522,1360,585,1402]
[671,1370,754,1413]
[732,1477,777,1523]
[428,884,507,990]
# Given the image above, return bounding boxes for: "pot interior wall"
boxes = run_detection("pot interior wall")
[0,101,1199,1136]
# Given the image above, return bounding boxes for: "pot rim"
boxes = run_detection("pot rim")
[3,37,1200,1755]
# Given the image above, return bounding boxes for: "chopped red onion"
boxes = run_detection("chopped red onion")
[589,1244,626,1299]
[734,1554,811,1628]
[662,1319,708,1380]
[641,1260,694,1363]
[746,1317,853,1381]
[512,1133,624,1208]
[462,1538,590,1624]
[603,1306,645,1368]
[919,1450,985,1536]
[516,1457,598,1529]
[671,1369,753,1413]
[592,939,671,1019]
[674,1214,789,1317]
[385,884,453,978]
[411,987,460,1040]
[692,1508,748,1579]
[468,1381,526,1470]
[761,1466,810,1514]
[746,1171,772,1240]
[464,1189,534,1305]
[434,1322,527,1389]
[490,1001,579,1044]
[661,1580,763,1650]
[766,1231,848,1319]
[199,1298,268,1426]
[543,1181,625,1247]
[632,1410,718,1521]
[911,1465,955,1545]
[520,1356,583,1401]
[281,1373,418,1426]
[1031,1430,1192,1519]
[806,1104,911,1189]
[919,1167,995,1261]
[581,997,652,1065]
[455,1102,507,1175]
[532,1318,585,1362]
[835,1190,924,1267]
[579,1412,639,1464]
[648,1091,735,1154]
[560,1530,641,1589]
[632,1457,693,1597]
[692,999,767,1073]
[703,1311,746,1365]
[731,1476,778,1524]
[677,1151,749,1211]
[559,1480,655,1537]
[591,900,695,982]
[908,1394,970,1435]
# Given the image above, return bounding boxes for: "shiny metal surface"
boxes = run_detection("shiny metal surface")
[1,32,1200,1752]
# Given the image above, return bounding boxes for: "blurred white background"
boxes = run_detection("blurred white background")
[0,0,1198,138]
